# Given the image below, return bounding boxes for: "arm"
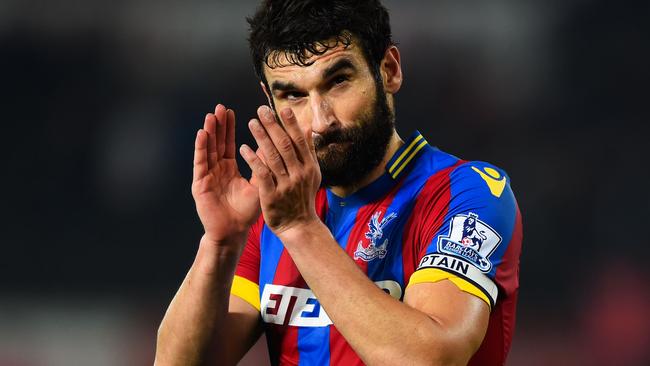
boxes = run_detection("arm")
[277,222,489,366]
[155,105,263,366]
[156,236,262,366]
[240,106,489,365]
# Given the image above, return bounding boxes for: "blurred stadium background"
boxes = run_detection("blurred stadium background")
[1,0,649,365]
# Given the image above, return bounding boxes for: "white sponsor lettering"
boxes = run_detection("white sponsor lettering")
[375,280,402,299]
[260,280,402,327]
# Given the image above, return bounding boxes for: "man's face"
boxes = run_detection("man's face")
[263,42,395,187]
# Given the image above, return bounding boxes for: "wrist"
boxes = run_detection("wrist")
[195,234,246,276]
[200,232,246,249]
[275,218,328,246]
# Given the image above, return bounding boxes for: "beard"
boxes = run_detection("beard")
[313,82,395,188]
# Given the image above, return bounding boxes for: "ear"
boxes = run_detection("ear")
[380,46,403,94]
[260,81,274,107]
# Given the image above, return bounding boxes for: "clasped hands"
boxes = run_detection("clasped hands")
[240,105,322,236]
[191,103,323,246]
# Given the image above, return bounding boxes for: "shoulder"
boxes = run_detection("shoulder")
[448,160,514,201]
[408,153,519,242]
[407,146,515,203]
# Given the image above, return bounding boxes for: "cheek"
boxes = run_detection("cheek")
[293,107,311,131]
[333,85,375,125]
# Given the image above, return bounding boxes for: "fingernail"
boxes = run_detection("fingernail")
[249,120,260,130]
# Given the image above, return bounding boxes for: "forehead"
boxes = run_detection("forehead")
[263,43,368,83]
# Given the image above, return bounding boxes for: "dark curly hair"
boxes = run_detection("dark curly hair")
[247,0,394,84]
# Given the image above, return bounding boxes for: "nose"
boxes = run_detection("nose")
[309,93,338,135]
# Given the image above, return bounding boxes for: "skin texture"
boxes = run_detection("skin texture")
[155,43,490,366]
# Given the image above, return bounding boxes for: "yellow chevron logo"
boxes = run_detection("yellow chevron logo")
[471,166,506,198]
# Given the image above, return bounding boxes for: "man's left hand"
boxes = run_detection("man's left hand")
[240,105,322,236]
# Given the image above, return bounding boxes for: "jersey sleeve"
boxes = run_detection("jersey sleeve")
[230,214,264,311]
[407,161,521,309]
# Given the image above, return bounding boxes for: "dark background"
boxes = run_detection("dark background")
[1,1,649,365]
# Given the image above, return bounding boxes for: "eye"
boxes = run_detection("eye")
[333,75,350,85]
[282,91,306,101]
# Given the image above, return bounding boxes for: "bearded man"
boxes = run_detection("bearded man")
[156,1,522,365]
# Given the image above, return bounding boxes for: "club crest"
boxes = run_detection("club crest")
[437,212,502,272]
[354,211,397,262]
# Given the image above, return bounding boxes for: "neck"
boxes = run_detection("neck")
[329,131,404,197]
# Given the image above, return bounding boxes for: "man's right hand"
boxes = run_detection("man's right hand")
[192,104,261,246]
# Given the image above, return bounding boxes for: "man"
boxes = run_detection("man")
[156,1,522,365]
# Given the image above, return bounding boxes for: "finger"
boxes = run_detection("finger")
[249,118,289,178]
[305,125,318,163]
[278,108,309,163]
[249,148,267,189]
[255,147,269,166]
[240,144,275,194]
[203,112,218,167]
[215,104,227,159]
[193,129,209,181]
[224,109,236,159]
[257,105,301,172]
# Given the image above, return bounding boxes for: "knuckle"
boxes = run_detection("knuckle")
[291,173,303,182]
[292,135,306,147]
[267,149,282,162]
[277,137,294,152]
[257,168,271,179]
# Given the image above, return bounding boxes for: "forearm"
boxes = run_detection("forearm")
[155,235,244,366]
[278,223,464,366]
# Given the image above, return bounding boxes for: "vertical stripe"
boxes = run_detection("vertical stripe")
[323,195,388,364]
[259,228,285,291]
[329,325,364,366]
[418,162,466,259]
[264,243,302,365]
[292,189,332,365]
[297,326,331,366]
[364,181,407,290]
[326,205,363,251]
[401,164,460,285]
[235,215,264,284]
[259,224,287,365]
[270,233,309,365]
[494,204,522,298]
[343,203,379,275]
[317,196,366,365]
[262,188,331,366]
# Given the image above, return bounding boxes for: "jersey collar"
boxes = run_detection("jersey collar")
[385,130,429,180]
[325,130,429,210]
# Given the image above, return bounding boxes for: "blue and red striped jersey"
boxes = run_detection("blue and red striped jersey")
[232,131,523,366]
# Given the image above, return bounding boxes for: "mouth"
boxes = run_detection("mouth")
[321,140,350,148]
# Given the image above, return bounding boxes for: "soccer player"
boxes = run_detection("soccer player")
[155,1,522,365]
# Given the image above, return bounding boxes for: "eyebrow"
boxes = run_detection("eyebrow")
[270,57,358,94]
[322,58,357,80]
[270,80,299,93]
